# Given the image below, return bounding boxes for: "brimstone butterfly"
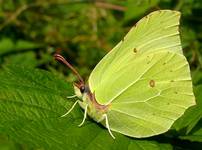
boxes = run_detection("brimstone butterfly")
[54,10,195,139]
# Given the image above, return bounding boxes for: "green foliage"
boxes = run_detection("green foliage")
[0,0,202,149]
[0,66,173,150]
[124,0,159,21]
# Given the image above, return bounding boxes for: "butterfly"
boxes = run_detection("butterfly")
[54,10,195,139]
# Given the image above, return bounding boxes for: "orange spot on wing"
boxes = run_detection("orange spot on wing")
[149,80,155,87]
[133,48,137,53]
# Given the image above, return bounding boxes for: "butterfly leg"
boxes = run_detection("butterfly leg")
[67,95,77,99]
[78,104,88,127]
[103,114,115,139]
[61,100,79,117]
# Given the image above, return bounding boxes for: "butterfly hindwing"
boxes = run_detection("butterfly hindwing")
[105,51,195,137]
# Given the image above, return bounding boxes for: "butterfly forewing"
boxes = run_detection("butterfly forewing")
[89,10,182,97]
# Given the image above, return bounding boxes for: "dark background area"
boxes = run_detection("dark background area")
[0,0,202,81]
[0,0,202,149]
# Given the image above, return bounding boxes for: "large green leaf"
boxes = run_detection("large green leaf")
[0,66,172,150]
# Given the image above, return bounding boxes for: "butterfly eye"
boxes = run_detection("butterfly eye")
[80,86,85,93]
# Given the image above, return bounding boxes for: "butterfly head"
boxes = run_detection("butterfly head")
[73,82,91,99]
[73,82,84,98]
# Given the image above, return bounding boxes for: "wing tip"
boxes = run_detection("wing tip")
[149,9,181,20]
[134,9,181,28]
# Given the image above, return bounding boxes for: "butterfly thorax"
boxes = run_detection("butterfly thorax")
[74,84,109,122]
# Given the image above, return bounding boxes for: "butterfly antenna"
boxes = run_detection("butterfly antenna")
[54,54,84,84]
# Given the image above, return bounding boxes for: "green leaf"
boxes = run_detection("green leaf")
[0,38,14,55]
[192,68,202,85]
[181,27,196,49]
[173,85,202,134]
[0,135,19,150]
[179,120,202,142]
[0,38,41,56]
[172,106,201,135]
[0,66,172,150]
[124,0,159,22]
[2,51,38,68]
[15,40,40,50]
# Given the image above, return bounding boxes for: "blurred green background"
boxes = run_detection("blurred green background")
[0,0,202,149]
